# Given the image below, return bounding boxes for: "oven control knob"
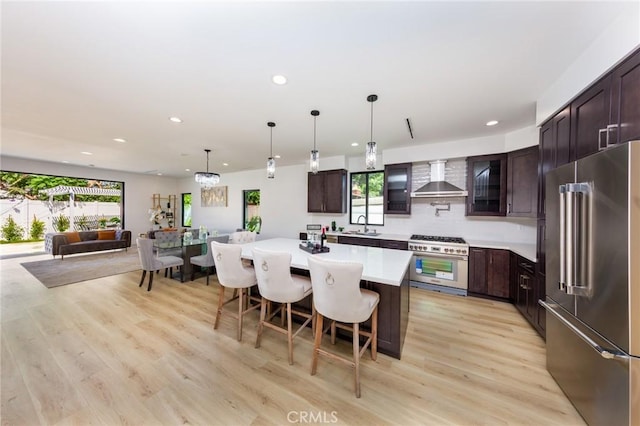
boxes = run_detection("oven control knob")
[456,249,461,253]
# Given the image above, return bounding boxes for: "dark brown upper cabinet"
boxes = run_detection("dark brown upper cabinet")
[538,105,570,218]
[506,146,539,218]
[307,169,347,213]
[570,77,611,161]
[466,153,507,216]
[383,163,412,215]
[610,50,640,145]
[569,47,640,162]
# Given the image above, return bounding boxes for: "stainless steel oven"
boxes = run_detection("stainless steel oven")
[408,235,469,296]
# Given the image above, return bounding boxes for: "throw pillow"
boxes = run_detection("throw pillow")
[65,232,81,243]
[97,230,116,240]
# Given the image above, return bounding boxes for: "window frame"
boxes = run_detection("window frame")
[181,193,192,227]
[349,170,384,226]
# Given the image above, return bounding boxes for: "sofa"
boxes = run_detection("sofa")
[45,229,132,259]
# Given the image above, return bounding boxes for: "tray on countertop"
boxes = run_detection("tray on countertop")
[299,243,330,254]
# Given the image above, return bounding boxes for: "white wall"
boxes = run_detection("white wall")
[536,10,640,125]
[0,156,178,239]
[0,127,541,246]
[178,163,312,240]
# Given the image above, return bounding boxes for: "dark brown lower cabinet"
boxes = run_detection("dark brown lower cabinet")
[289,267,410,359]
[468,247,510,299]
[337,235,380,247]
[512,253,545,338]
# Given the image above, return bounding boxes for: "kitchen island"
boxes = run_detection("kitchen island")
[239,238,412,359]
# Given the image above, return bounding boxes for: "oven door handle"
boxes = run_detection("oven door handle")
[414,253,468,261]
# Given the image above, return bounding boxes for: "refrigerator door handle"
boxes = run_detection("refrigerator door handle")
[559,185,567,291]
[562,183,592,297]
[540,300,629,362]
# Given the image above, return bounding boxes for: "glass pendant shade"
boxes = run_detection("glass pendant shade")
[366,141,377,170]
[194,149,220,188]
[365,94,378,170]
[310,150,319,174]
[310,110,320,174]
[267,157,275,179]
[266,122,276,179]
[194,172,220,188]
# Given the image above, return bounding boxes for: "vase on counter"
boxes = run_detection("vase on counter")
[183,231,193,244]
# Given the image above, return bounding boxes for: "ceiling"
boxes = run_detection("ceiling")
[1,1,635,178]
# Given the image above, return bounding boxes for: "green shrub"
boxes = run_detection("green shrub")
[29,215,46,240]
[52,215,70,232]
[1,215,25,242]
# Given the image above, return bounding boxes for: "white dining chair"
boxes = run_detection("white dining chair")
[136,237,184,291]
[189,235,229,284]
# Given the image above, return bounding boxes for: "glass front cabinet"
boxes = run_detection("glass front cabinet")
[466,154,507,216]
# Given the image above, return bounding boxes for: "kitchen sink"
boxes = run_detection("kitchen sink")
[341,230,380,236]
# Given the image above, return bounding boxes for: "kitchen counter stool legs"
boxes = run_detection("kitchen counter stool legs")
[252,248,314,365]
[211,241,259,341]
[307,256,379,398]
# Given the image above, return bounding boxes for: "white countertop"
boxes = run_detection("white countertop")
[466,239,537,262]
[239,238,412,286]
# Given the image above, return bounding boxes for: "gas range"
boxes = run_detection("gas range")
[408,234,469,256]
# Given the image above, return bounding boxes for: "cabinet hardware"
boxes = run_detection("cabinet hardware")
[598,128,608,150]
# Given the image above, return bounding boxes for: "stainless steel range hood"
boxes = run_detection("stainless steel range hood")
[410,160,468,198]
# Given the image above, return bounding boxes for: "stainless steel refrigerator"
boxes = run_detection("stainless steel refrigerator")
[541,140,639,425]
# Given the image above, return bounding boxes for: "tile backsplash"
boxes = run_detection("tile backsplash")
[411,158,467,192]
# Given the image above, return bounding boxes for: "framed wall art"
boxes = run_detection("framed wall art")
[202,185,228,207]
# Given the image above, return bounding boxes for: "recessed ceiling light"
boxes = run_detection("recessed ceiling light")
[157,172,162,176]
[81,151,93,155]
[62,160,69,163]
[113,138,126,143]
[223,163,229,166]
[169,117,183,123]
[275,155,281,159]
[272,75,287,85]
[351,142,359,147]
[486,120,499,126]
[185,168,191,172]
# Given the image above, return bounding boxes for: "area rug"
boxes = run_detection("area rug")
[20,249,140,288]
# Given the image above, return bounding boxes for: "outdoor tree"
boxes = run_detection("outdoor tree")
[0,172,122,202]
[1,214,25,242]
[29,215,46,240]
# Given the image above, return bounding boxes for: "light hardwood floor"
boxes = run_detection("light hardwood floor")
[1,253,585,425]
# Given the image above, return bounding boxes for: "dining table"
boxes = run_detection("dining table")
[153,237,208,277]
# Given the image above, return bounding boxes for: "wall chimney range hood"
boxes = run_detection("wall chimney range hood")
[410,160,468,198]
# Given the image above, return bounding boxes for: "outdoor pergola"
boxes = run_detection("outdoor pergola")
[39,185,122,229]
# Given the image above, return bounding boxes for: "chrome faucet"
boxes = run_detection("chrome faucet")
[356,215,369,233]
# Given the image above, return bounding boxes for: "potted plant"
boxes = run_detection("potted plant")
[246,215,261,233]
[77,215,88,231]
[109,216,121,229]
[97,217,107,229]
[52,215,70,232]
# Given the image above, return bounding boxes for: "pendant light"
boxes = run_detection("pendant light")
[266,121,276,179]
[194,149,220,188]
[365,94,378,170]
[310,110,320,174]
